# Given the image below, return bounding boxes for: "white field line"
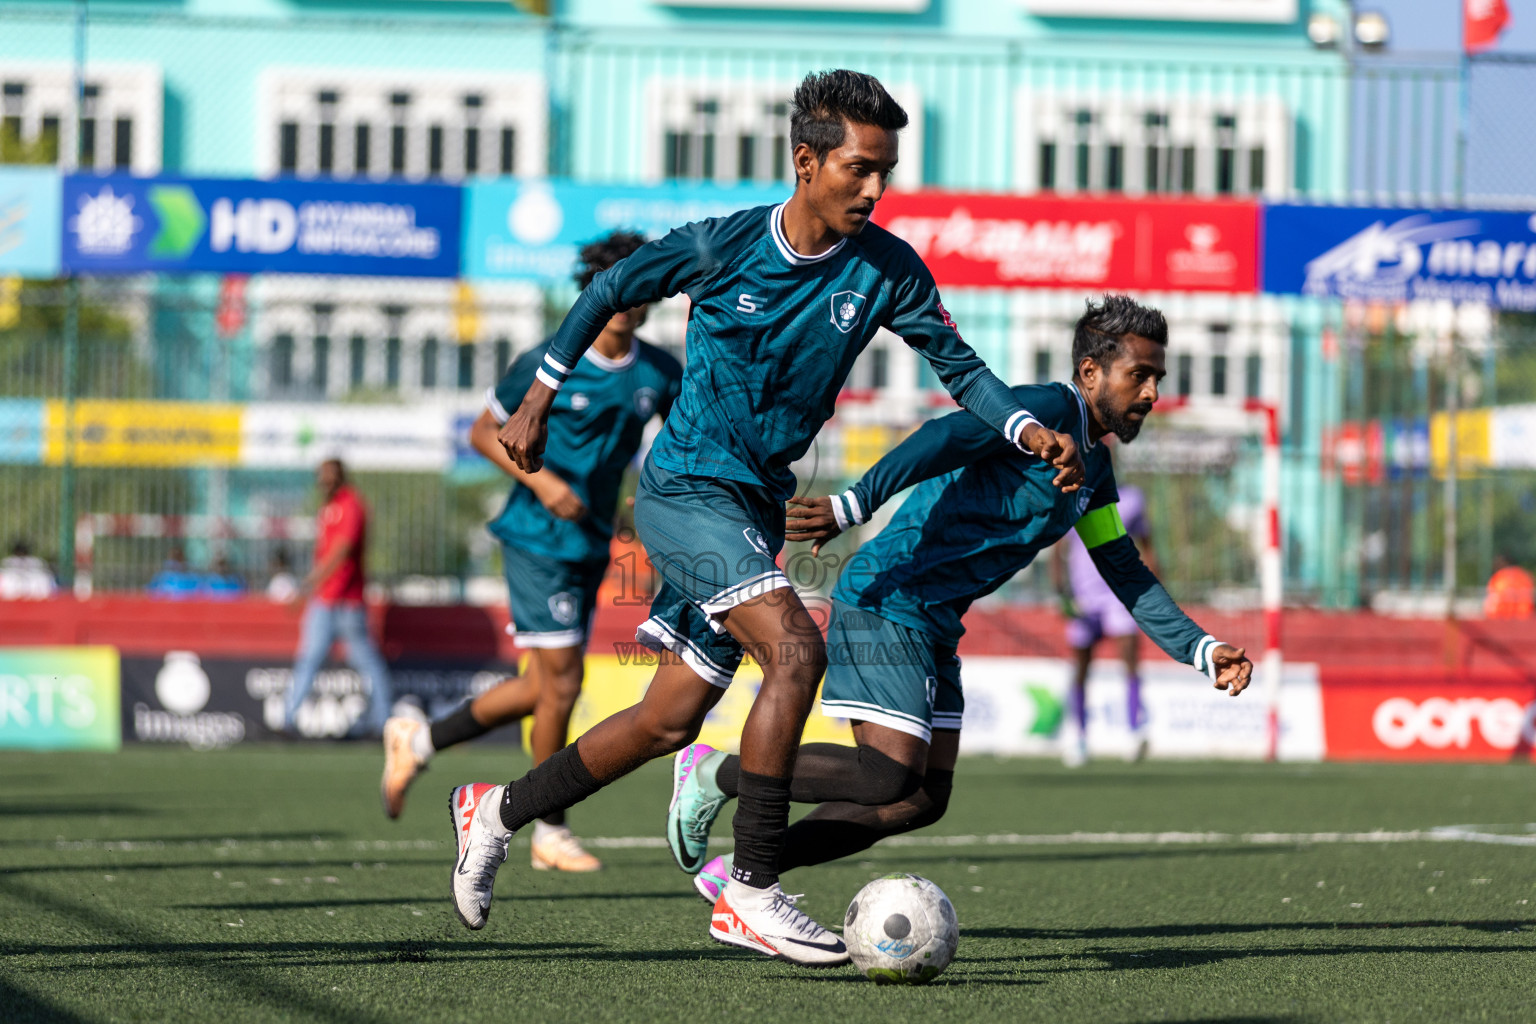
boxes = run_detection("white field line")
[38,826,1536,853]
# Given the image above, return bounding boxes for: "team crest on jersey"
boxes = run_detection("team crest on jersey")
[570,393,590,411]
[633,387,658,417]
[742,527,774,559]
[548,592,578,625]
[829,290,867,334]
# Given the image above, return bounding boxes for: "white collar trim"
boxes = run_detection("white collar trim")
[1066,381,1098,450]
[769,203,847,266]
[583,338,639,372]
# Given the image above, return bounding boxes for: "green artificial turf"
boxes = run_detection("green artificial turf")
[2,748,1534,1023]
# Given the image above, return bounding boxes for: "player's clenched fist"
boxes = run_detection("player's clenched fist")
[1210,645,1253,697]
[1019,423,1085,492]
[499,384,556,472]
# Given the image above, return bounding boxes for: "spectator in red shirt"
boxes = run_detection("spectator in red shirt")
[283,459,393,736]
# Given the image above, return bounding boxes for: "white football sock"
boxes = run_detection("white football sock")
[531,820,569,844]
[409,722,435,764]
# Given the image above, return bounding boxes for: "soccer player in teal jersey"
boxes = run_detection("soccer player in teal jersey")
[447,70,1084,965]
[668,296,1255,901]
[380,233,680,869]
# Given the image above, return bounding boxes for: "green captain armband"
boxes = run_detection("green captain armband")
[1075,505,1127,549]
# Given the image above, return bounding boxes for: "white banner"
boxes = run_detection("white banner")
[239,404,453,471]
[957,657,1324,761]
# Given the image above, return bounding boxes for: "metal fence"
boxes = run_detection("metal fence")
[6,8,1536,610]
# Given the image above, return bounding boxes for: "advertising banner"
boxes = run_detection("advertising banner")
[120,652,516,747]
[0,167,63,278]
[0,646,121,751]
[873,192,1260,292]
[1263,204,1536,309]
[239,404,454,472]
[463,180,784,280]
[0,398,46,465]
[62,175,461,278]
[957,657,1323,760]
[1320,671,1536,761]
[43,399,242,467]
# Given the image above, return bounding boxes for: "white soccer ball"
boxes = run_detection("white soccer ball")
[843,873,959,984]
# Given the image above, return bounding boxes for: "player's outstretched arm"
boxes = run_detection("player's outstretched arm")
[1080,508,1253,696]
[787,409,1012,550]
[500,219,732,472]
[884,263,1084,491]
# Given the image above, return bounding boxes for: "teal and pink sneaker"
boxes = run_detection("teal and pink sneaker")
[694,854,732,904]
[666,742,728,874]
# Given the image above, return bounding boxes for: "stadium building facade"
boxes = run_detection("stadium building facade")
[1,0,1365,602]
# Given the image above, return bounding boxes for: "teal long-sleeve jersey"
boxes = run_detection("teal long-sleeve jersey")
[830,382,1228,679]
[533,202,1042,500]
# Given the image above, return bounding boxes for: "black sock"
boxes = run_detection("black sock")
[429,702,491,752]
[499,743,602,833]
[780,768,955,872]
[715,744,919,805]
[730,770,792,889]
[539,808,567,827]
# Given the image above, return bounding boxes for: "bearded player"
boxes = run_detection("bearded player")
[667,295,1254,899]
[446,69,1084,966]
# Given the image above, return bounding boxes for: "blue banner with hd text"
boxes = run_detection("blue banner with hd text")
[1263,204,1536,310]
[61,176,462,277]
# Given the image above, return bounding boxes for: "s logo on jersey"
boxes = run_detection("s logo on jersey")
[829,290,866,334]
[633,387,658,417]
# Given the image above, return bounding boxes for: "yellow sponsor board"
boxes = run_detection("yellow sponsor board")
[523,653,854,753]
[44,400,243,467]
[1429,408,1492,477]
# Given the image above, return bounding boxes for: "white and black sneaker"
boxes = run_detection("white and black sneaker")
[448,782,512,930]
[709,878,850,967]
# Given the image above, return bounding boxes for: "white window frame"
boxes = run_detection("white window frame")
[249,277,543,404]
[0,61,162,174]
[1015,89,1292,199]
[644,78,924,190]
[255,68,546,181]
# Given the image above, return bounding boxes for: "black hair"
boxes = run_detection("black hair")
[1071,295,1168,380]
[790,69,908,163]
[9,538,29,557]
[575,230,648,291]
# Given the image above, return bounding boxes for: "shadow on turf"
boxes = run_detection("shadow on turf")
[968,919,1536,941]
[174,890,699,910]
[0,800,159,818]
[1,939,744,969]
[0,829,349,849]
[0,978,91,1024]
[0,856,443,876]
[879,846,1280,867]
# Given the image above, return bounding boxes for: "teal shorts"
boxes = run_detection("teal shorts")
[631,459,793,688]
[820,599,963,742]
[503,545,609,649]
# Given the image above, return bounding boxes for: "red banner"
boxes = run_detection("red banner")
[873,192,1259,293]
[1321,670,1536,761]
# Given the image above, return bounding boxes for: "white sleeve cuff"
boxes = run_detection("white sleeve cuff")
[1006,411,1044,452]
[1191,635,1222,682]
[534,367,564,391]
[829,490,868,532]
[484,385,510,425]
